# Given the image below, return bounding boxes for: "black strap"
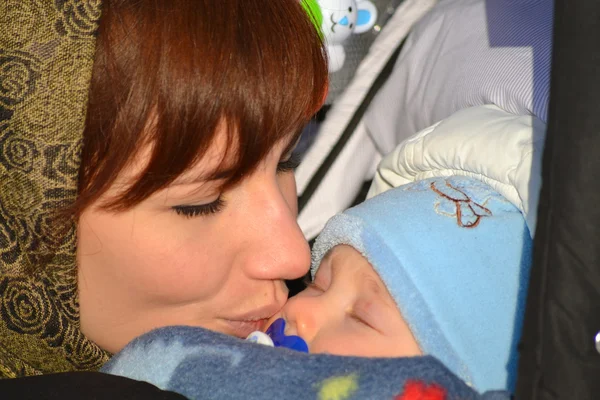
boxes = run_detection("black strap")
[298,39,406,213]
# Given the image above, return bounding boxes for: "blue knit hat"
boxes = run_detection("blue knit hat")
[311,176,532,392]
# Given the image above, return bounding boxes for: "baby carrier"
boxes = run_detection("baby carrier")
[297,0,600,398]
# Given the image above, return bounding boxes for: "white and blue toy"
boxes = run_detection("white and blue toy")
[318,0,378,72]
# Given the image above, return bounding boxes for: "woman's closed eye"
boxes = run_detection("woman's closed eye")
[277,153,300,173]
[172,197,225,218]
[171,153,300,219]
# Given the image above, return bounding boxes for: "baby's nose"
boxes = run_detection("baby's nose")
[280,294,323,344]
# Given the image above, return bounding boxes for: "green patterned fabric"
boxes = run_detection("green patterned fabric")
[0,0,110,377]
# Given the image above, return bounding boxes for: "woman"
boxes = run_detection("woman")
[0,0,327,380]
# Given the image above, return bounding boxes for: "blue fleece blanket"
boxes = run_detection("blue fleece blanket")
[102,325,508,400]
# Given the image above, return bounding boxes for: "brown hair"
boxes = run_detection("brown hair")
[75,0,328,213]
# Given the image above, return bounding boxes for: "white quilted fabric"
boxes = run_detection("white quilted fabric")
[368,105,546,236]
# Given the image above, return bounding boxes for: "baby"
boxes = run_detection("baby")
[265,175,532,392]
[103,176,530,399]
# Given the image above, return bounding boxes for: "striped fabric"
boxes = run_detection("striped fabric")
[365,0,554,155]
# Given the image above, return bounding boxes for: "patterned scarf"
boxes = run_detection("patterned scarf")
[0,0,110,377]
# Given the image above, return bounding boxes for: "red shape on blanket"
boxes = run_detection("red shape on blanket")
[394,380,447,400]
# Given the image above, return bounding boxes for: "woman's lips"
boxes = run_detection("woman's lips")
[222,302,284,338]
[222,318,270,338]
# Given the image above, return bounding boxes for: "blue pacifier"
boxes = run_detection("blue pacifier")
[245,318,309,353]
[266,318,309,353]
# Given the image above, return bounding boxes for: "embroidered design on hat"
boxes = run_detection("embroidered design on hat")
[401,177,515,228]
[429,181,492,228]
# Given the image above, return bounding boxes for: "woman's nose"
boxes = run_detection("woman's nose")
[240,177,311,281]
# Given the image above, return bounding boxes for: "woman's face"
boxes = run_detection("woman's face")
[77,127,310,353]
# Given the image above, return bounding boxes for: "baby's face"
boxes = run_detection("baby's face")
[271,245,421,357]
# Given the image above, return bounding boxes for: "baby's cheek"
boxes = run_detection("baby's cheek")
[309,338,356,356]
